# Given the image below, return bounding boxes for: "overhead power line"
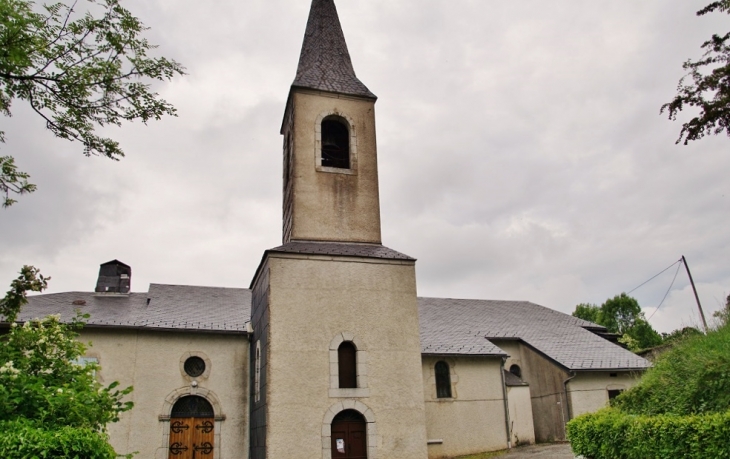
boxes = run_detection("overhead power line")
[627,258,682,295]
[647,262,682,321]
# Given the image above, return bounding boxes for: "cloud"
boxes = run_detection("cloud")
[2,0,728,334]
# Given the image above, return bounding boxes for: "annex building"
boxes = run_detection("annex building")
[9,1,651,458]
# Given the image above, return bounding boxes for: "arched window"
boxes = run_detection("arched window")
[509,364,522,379]
[321,117,350,169]
[435,361,452,398]
[338,341,357,388]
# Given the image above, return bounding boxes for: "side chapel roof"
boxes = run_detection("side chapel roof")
[291,0,376,99]
[419,297,651,371]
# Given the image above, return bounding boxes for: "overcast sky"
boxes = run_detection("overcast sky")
[1,0,728,334]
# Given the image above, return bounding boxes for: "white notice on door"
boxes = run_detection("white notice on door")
[336,438,345,453]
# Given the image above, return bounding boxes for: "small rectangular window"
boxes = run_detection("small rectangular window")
[608,389,624,400]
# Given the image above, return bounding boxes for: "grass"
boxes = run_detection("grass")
[613,322,730,416]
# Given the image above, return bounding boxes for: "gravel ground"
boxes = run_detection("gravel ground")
[502,443,577,459]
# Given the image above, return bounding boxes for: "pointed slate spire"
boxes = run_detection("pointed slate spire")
[292,0,376,99]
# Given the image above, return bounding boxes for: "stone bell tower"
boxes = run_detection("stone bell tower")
[280,0,382,245]
[249,0,428,458]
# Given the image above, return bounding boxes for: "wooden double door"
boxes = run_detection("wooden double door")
[169,417,214,459]
[331,410,367,459]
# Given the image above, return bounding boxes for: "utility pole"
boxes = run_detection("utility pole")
[682,255,708,333]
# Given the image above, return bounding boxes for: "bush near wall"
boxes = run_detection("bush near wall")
[0,420,118,459]
[567,408,730,459]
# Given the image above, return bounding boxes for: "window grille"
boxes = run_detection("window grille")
[171,396,214,418]
[184,356,206,377]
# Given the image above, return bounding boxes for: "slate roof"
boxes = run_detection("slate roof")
[14,284,650,371]
[268,241,414,260]
[15,284,250,333]
[292,0,376,99]
[419,297,651,371]
[503,370,529,387]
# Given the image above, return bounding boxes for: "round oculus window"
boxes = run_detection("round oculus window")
[184,356,206,377]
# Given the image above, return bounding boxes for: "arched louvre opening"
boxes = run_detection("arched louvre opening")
[435,361,452,398]
[331,410,367,458]
[338,341,357,388]
[169,396,215,459]
[321,117,350,169]
[509,364,522,379]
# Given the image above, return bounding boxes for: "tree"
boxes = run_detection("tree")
[0,267,133,457]
[572,293,663,352]
[572,303,601,324]
[0,265,48,323]
[0,0,185,207]
[661,1,730,144]
[600,293,643,336]
[713,293,730,326]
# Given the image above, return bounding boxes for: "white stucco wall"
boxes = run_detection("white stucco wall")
[506,385,535,446]
[288,90,382,244]
[567,371,642,418]
[79,329,249,459]
[422,356,508,458]
[264,254,428,459]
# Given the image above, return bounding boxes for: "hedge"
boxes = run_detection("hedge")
[0,420,118,459]
[567,408,730,459]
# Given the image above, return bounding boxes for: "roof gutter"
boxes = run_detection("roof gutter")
[499,357,512,450]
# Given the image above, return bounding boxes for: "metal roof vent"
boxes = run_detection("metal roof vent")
[95,260,131,295]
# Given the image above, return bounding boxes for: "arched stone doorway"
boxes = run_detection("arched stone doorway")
[331,409,367,459]
[168,396,215,459]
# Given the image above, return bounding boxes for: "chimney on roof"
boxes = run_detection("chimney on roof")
[95,260,131,294]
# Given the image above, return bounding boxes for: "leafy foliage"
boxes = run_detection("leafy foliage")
[572,293,663,351]
[0,265,48,322]
[567,408,730,459]
[713,293,730,326]
[0,155,35,207]
[613,323,730,416]
[661,326,703,344]
[0,0,184,205]
[568,323,730,459]
[0,314,133,429]
[572,303,600,324]
[662,0,730,144]
[0,267,134,457]
[0,419,118,459]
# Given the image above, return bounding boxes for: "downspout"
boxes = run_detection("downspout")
[499,357,512,449]
[562,371,577,438]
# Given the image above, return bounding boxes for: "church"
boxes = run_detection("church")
[9,1,651,458]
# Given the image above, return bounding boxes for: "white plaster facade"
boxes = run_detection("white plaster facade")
[79,329,248,459]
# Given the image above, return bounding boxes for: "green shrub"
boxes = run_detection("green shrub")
[0,419,118,459]
[567,408,730,459]
[613,323,730,416]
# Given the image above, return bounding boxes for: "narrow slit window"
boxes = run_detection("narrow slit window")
[435,361,452,398]
[255,341,261,402]
[321,118,350,169]
[338,341,357,388]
